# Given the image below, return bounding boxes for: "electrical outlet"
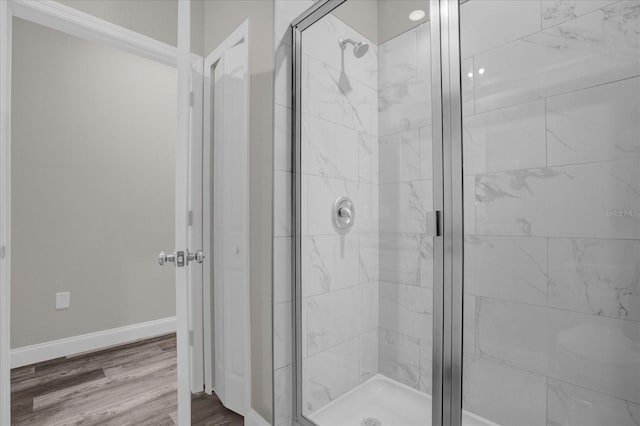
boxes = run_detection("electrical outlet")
[55,292,70,310]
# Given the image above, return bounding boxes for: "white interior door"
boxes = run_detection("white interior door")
[202,22,250,416]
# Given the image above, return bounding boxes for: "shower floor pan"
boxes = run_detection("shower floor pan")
[308,374,499,426]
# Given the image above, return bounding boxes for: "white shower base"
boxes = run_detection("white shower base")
[308,374,499,426]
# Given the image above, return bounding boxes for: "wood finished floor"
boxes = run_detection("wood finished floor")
[11,334,244,426]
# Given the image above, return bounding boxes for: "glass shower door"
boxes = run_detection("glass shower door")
[459,1,640,425]
[293,1,436,425]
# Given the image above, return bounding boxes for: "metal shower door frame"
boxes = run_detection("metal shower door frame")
[289,1,465,425]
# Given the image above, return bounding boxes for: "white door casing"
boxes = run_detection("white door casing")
[202,20,251,416]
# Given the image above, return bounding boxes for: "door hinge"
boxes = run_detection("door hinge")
[188,210,193,226]
[189,91,194,107]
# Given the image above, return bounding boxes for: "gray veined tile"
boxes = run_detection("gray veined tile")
[379,328,420,390]
[379,282,433,341]
[358,233,379,284]
[462,355,547,426]
[541,0,619,29]
[274,237,292,304]
[274,301,293,370]
[274,104,292,172]
[475,159,640,239]
[379,129,420,184]
[473,1,640,113]
[358,131,378,184]
[378,27,417,90]
[548,238,640,322]
[547,378,640,426]
[419,126,433,180]
[358,330,379,383]
[274,365,293,426]
[301,234,359,297]
[465,235,548,306]
[380,180,433,234]
[378,73,431,137]
[460,0,542,59]
[477,297,640,404]
[547,76,640,166]
[463,100,546,175]
[379,233,433,288]
[302,113,358,181]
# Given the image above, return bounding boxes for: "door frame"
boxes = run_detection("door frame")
[288,1,463,425]
[0,1,202,424]
[201,19,252,414]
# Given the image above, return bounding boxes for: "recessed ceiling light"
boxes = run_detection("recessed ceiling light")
[478,68,485,75]
[409,9,426,21]
[467,72,473,78]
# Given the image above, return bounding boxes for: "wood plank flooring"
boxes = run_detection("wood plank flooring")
[11,334,244,426]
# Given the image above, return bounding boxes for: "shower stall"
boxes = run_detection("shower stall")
[281,0,640,425]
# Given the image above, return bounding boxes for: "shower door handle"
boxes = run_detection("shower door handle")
[426,211,441,237]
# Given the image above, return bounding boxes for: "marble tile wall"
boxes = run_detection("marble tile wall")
[461,1,640,426]
[377,21,434,395]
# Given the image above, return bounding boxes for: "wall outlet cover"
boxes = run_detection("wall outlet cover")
[55,292,70,310]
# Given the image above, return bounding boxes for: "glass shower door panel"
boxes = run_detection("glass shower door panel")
[297,1,434,425]
[460,1,640,425]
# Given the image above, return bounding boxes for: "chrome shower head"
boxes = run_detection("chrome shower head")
[339,38,369,58]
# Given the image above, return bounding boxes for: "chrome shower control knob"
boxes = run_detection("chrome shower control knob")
[333,196,355,232]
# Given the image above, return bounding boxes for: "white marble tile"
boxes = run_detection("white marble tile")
[274,364,293,426]
[302,234,359,297]
[541,0,618,29]
[547,76,640,166]
[379,233,429,287]
[302,338,360,415]
[304,54,378,136]
[378,26,417,90]
[303,13,359,83]
[464,295,478,356]
[359,233,379,284]
[477,297,640,404]
[465,235,548,305]
[460,0,542,58]
[360,282,379,333]
[274,237,292,304]
[274,43,292,108]
[462,57,475,117]
[305,287,362,355]
[274,0,314,46]
[418,338,432,394]
[274,104,292,172]
[379,282,433,341]
[274,301,293,370]
[464,174,476,235]
[306,175,378,235]
[417,23,431,77]
[547,378,640,426]
[303,113,358,180]
[475,159,640,239]
[358,330,379,383]
[358,131,378,184]
[473,1,640,113]
[380,180,433,234]
[357,41,378,91]
[274,171,292,237]
[379,129,420,184]
[463,356,547,426]
[548,238,640,321]
[463,100,546,175]
[379,328,420,390]
[419,126,433,180]
[379,73,431,137]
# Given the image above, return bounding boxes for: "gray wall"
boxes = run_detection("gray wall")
[202,1,274,422]
[11,18,177,348]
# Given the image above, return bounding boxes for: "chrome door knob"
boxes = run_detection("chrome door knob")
[188,250,205,264]
[158,251,176,265]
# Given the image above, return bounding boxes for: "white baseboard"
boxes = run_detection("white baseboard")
[10,316,176,368]
[245,409,271,426]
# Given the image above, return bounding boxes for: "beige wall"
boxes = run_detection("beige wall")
[202,1,274,422]
[58,0,204,55]
[10,18,177,348]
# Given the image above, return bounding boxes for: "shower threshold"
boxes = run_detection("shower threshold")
[308,374,499,426]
